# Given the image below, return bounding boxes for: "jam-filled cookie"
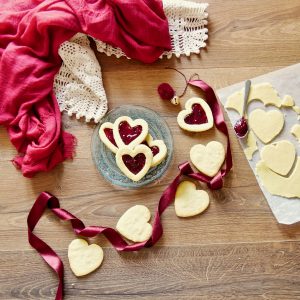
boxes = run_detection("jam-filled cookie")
[116,144,153,181]
[190,141,225,177]
[177,97,214,132]
[113,116,148,148]
[99,122,118,153]
[143,134,167,167]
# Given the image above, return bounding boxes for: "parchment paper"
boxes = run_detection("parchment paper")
[217,63,300,225]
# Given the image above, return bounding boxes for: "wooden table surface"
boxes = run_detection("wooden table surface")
[1,1,300,299]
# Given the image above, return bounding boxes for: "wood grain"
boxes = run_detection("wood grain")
[1,0,300,299]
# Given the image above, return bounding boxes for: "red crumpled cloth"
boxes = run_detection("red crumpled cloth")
[0,0,171,177]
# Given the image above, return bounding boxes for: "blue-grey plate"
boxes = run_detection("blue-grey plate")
[91,105,173,189]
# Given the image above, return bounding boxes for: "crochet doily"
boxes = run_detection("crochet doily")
[54,34,107,123]
[54,0,208,123]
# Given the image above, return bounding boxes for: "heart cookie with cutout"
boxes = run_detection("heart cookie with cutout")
[177,97,214,132]
[116,144,153,181]
[113,116,148,148]
[68,239,104,277]
[261,140,296,176]
[175,181,210,217]
[190,141,225,177]
[116,205,152,242]
[249,109,284,144]
[99,122,118,153]
[143,134,167,167]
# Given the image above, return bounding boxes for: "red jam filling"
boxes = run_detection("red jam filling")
[142,141,160,156]
[184,103,208,125]
[122,153,146,175]
[234,117,248,138]
[149,146,159,156]
[104,128,117,146]
[119,121,142,145]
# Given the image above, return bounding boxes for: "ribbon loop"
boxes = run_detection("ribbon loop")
[27,79,232,299]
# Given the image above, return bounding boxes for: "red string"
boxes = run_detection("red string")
[27,79,232,300]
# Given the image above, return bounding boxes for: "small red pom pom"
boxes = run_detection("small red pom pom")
[157,83,175,101]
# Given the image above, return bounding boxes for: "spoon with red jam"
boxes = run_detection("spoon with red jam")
[234,80,251,138]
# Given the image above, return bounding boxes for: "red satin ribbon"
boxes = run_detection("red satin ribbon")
[27,79,232,300]
[187,79,233,189]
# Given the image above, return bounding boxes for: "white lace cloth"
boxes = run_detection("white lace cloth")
[54,0,208,123]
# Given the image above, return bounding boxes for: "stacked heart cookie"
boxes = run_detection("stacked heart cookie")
[256,140,300,198]
[99,116,167,181]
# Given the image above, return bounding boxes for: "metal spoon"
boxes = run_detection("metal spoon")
[234,80,251,138]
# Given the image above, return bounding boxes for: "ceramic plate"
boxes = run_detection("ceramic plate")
[91,105,173,188]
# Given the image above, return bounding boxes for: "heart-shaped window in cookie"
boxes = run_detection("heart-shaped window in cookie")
[116,145,153,181]
[122,153,146,175]
[104,128,117,146]
[113,116,149,148]
[177,97,214,132]
[119,121,143,144]
[184,103,208,125]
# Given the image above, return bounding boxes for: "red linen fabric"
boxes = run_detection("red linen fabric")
[0,0,171,177]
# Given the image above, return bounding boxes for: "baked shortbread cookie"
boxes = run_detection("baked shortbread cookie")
[99,121,118,153]
[116,205,152,242]
[175,181,210,217]
[190,141,225,177]
[177,97,214,132]
[143,134,167,167]
[116,144,153,181]
[68,239,104,277]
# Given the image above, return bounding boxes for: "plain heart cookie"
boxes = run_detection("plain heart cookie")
[175,181,210,217]
[261,140,296,176]
[116,205,152,242]
[143,134,167,167]
[113,116,148,148]
[190,141,225,177]
[248,109,284,144]
[116,144,153,181]
[68,239,104,277]
[99,122,118,153]
[177,97,214,132]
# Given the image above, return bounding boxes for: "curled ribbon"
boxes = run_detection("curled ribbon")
[27,79,232,299]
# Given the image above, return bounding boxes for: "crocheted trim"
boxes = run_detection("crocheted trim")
[95,0,208,59]
[162,0,208,58]
[54,34,107,123]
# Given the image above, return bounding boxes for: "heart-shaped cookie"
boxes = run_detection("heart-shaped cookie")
[175,181,210,217]
[177,97,214,132]
[99,122,118,153]
[116,144,153,181]
[249,109,284,144]
[143,134,167,167]
[190,141,225,177]
[113,116,148,148]
[116,205,152,242]
[68,239,104,277]
[261,140,296,176]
